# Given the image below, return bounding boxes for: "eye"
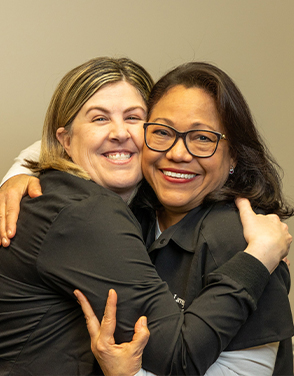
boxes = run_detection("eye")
[125,115,144,122]
[190,131,216,143]
[198,135,211,142]
[150,125,174,138]
[93,116,108,123]
[154,129,170,137]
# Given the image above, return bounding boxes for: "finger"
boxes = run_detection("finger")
[74,289,101,339]
[5,177,42,241]
[132,316,150,351]
[283,257,290,267]
[0,190,21,247]
[5,194,21,241]
[27,177,43,198]
[235,197,254,220]
[99,289,118,343]
[0,175,34,245]
[0,201,8,247]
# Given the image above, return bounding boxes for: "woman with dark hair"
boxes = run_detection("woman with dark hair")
[0,60,292,375]
[75,62,294,375]
[140,61,291,218]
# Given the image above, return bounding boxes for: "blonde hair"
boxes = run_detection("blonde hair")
[27,57,154,179]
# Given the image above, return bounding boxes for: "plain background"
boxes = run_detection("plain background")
[1,0,293,310]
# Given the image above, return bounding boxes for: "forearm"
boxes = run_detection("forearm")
[1,140,41,185]
[204,342,279,376]
[144,253,270,375]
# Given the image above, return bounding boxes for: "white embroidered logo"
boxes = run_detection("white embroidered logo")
[173,294,185,311]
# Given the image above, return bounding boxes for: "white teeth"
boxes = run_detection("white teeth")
[163,171,196,179]
[106,153,131,160]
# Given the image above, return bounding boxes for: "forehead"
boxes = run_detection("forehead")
[150,85,222,130]
[85,81,146,107]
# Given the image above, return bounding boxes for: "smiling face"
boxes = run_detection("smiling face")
[142,85,235,228]
[57,81,147,201]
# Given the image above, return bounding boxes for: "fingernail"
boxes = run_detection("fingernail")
[2,238,8,247]
[73,291,81,305]
[7,230,12,237]
[140,316,147,327]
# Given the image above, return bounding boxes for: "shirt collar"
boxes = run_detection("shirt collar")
[148,205,213,254]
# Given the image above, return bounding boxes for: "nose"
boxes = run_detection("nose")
[165,137,193,162]
[109,120,131,142]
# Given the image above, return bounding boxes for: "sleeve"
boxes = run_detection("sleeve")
[204,343,279,376]
[0,140,41,185]
[135,370,156,376]
[37,195,271,376]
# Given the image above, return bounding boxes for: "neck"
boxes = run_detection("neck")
[157,209,188,231]
[119,186,138,204]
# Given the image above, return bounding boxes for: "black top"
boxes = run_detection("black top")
[0,170,277,375]
[137,202,294,375]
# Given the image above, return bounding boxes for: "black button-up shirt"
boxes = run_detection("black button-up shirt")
[137,201,294,375]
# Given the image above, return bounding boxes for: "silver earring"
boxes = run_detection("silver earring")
[229,166,234,175]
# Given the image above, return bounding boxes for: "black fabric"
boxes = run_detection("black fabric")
[137,201,294,375]
[0,170,283,375]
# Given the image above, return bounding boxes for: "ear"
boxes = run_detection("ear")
[230,156,237,169]
[56,127,72,157]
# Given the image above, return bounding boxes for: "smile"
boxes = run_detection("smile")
[162,170,196,179]
[105,152,132,160]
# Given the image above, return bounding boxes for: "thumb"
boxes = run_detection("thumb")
[132,316,150,350]
[235,197,254,223]
[27,177,43,198]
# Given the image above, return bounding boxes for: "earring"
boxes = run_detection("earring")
[229,166,234,175]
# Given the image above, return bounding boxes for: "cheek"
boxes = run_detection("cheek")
[132,127,144,151]
[142,145,154,172]
[202,147,230,175]
[142,147,161,189]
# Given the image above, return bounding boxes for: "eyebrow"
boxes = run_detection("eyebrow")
[85,106,109,116]
[151,117,173,126]
[151,117,212,129]
[125,106,147,115]
[85,106,147,116]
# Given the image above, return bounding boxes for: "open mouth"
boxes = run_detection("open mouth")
[162,170,196,179]
[105,152,132,160]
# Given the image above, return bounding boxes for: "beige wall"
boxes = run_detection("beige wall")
[1,0,293,307]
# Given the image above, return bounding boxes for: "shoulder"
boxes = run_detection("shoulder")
[37,171,147,276]
[21,170,141,248]
[200,202,247,264]
[201,201,242,238]
[40,170,140,230]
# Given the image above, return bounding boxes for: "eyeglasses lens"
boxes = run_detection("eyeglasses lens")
[146,124,218,157]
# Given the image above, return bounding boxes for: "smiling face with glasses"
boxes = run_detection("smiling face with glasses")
[144,123,226,158]
[142,85,236,228]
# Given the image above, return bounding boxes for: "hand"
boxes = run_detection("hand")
[235,198,292,273]
[74,289,150,376]
[283,257,290,268]
[0,175,42,247]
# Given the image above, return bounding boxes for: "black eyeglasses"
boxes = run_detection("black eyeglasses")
[144,123,226,158]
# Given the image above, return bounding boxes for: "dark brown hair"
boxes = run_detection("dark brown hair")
[139,62,293,218]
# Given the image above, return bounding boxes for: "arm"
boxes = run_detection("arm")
[42,193,290,375]
[76,290,278,376]
[0,141,42,246]
[204,343,279,376]
[1,140,41,185]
